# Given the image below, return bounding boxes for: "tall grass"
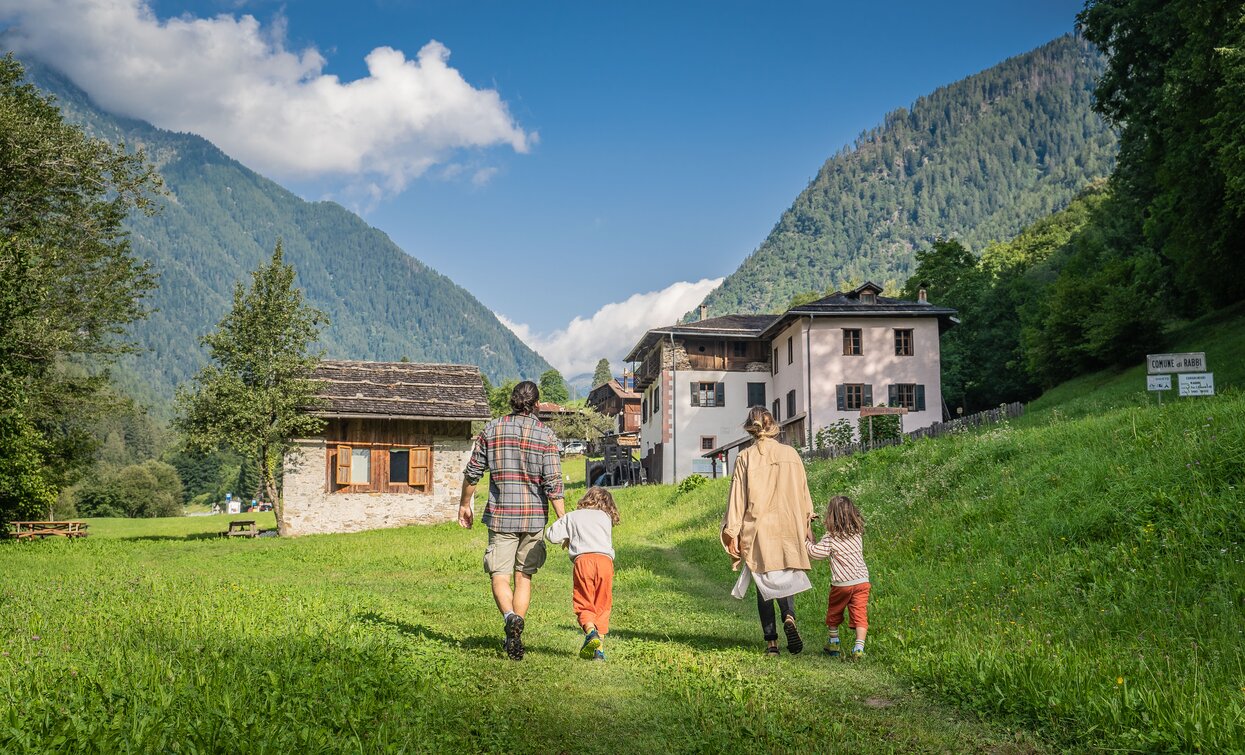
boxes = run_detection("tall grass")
[805,391,1245,750]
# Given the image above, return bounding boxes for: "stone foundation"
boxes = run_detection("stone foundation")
[279,436,472,536]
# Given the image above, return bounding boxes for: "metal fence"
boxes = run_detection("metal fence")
[803,401,1025,462]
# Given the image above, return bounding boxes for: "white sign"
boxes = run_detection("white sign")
[227,500,241,514]
[1178,372,1215,397]
[1147,352,1207,374]
[1147,374,1172,391]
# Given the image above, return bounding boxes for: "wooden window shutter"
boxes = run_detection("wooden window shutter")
[916,384,926,412]
[690,382,699,407]
[409,447,431,489]
[715,382,725,407]
[863,384,873,407]
[888,384,897,407]
[836,384,845,411]
[336,445,352,485]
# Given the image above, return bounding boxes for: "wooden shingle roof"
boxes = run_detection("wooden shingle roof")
[311,360,490,420]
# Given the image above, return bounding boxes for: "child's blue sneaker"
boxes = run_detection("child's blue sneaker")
[593,649,605,661]
[823,639,841,657]
[579,629,602,660]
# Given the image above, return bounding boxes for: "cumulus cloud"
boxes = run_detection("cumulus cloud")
[0,0,532,192]
[497,278,724,377]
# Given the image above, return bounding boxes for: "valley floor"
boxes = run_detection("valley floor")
[0,490,1046,753]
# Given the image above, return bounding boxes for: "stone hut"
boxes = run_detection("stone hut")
[281,360,490,536]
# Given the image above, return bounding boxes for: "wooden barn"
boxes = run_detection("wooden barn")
[280,360,490,536]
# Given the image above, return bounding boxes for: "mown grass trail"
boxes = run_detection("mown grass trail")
[0,481,1045,752]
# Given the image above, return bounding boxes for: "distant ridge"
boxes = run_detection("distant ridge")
[700,34,1117,316]
[19,59,552,411]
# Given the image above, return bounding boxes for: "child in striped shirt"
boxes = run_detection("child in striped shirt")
[806,495,870,659]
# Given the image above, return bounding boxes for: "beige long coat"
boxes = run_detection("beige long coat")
[720,437,815,574]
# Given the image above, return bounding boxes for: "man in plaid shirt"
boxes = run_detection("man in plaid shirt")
[459,380,565,660]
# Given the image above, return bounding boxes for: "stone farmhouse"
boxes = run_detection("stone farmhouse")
[281,360,490,536]
[624,283,957,483]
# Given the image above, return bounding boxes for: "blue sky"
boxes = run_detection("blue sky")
[1,0,1087,374]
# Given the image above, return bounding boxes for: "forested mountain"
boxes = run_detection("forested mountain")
[700,34,1117,316]
[20,60,551,410]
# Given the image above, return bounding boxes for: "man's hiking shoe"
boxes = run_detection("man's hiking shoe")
[849,648,866,661]
[579,629,602,660]
[593,649,606,661]
[783,618,804,654]
[823,640,842,658]
[504,614,525,661]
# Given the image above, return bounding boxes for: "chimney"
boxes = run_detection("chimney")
[918,287,928,304]
[699,305,708,321]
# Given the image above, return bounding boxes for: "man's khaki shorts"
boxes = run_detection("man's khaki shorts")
[483,530,547,576]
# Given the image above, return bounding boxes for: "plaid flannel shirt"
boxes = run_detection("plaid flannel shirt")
[464,413,564,533]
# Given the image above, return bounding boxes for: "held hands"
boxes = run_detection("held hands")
[457,502,474,529]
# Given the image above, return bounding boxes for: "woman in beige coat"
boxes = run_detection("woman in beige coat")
[721,406,816,655]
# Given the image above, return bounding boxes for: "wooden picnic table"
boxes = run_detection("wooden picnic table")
[9,521,89,541]
[225,519,258,538]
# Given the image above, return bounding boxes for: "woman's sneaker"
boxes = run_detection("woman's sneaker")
[504,614,525,661]
[579,629,602,660]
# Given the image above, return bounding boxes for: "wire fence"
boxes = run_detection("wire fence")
[803,401,1026,461]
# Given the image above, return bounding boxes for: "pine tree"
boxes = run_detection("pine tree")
[592,359,613,388]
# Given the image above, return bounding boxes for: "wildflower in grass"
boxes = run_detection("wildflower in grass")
[1116,677,1124,685]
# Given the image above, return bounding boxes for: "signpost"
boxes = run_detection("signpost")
[1178,372,1215,397]
[1146,352,1212,403]
[1147,352,1206,374]
[859,406,907,443]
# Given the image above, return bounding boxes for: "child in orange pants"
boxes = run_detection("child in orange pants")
[546,486,619,660]
[806,495,871,659]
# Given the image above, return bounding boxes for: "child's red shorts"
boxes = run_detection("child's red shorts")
[825,582,870,629]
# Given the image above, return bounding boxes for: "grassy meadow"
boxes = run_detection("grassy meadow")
[0,481,1043,752]
[4,370,1244,751]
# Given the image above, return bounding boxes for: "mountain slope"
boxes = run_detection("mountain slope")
[20,60,550,409]
[701,34,1117,316]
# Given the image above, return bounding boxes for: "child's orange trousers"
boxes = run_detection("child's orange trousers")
[825,582,870,629]
[572,553,614,634]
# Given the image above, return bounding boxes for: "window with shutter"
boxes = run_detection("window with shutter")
[714,382,725,407]
[843,384,865,410]
[915,384,926,412]
[690,382,699,407]
[836,384,846,411]
[747,382,766,408]
[787,336,793,364]
[336,445,352,485]
[409,447,432,491]
[389,449,410,484]
[786,389,796,418]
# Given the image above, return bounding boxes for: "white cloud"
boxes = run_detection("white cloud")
[497,278,724,377]
[0,0,532,193]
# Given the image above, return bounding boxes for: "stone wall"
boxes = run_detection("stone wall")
[280,435,473,536]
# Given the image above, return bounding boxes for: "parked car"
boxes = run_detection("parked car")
[561,440,587,456]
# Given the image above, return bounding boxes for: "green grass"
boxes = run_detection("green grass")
[808,391,1245,751]
[1,488,1046,752]
[1023,301,1245,423]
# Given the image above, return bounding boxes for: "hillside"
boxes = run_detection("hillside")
[19,59,551,409]
[700,34,1117,316]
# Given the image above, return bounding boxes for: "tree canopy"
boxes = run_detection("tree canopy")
[0,55,161,525]
[175,242,326,525]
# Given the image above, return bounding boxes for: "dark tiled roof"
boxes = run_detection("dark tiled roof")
[311,360,490,420]
[624,314,779,361]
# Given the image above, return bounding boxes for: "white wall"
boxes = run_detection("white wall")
[654,369,766,483]
[801,316,944,438]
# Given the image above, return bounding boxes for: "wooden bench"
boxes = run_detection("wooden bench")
[9,521,89,540]
[225,520,258,538]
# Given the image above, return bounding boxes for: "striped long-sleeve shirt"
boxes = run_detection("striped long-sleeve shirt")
[464,413,564,533]
[806,532,869,587]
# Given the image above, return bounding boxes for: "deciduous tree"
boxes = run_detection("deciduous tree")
[175,242,326,527]
[0,55,161,525]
